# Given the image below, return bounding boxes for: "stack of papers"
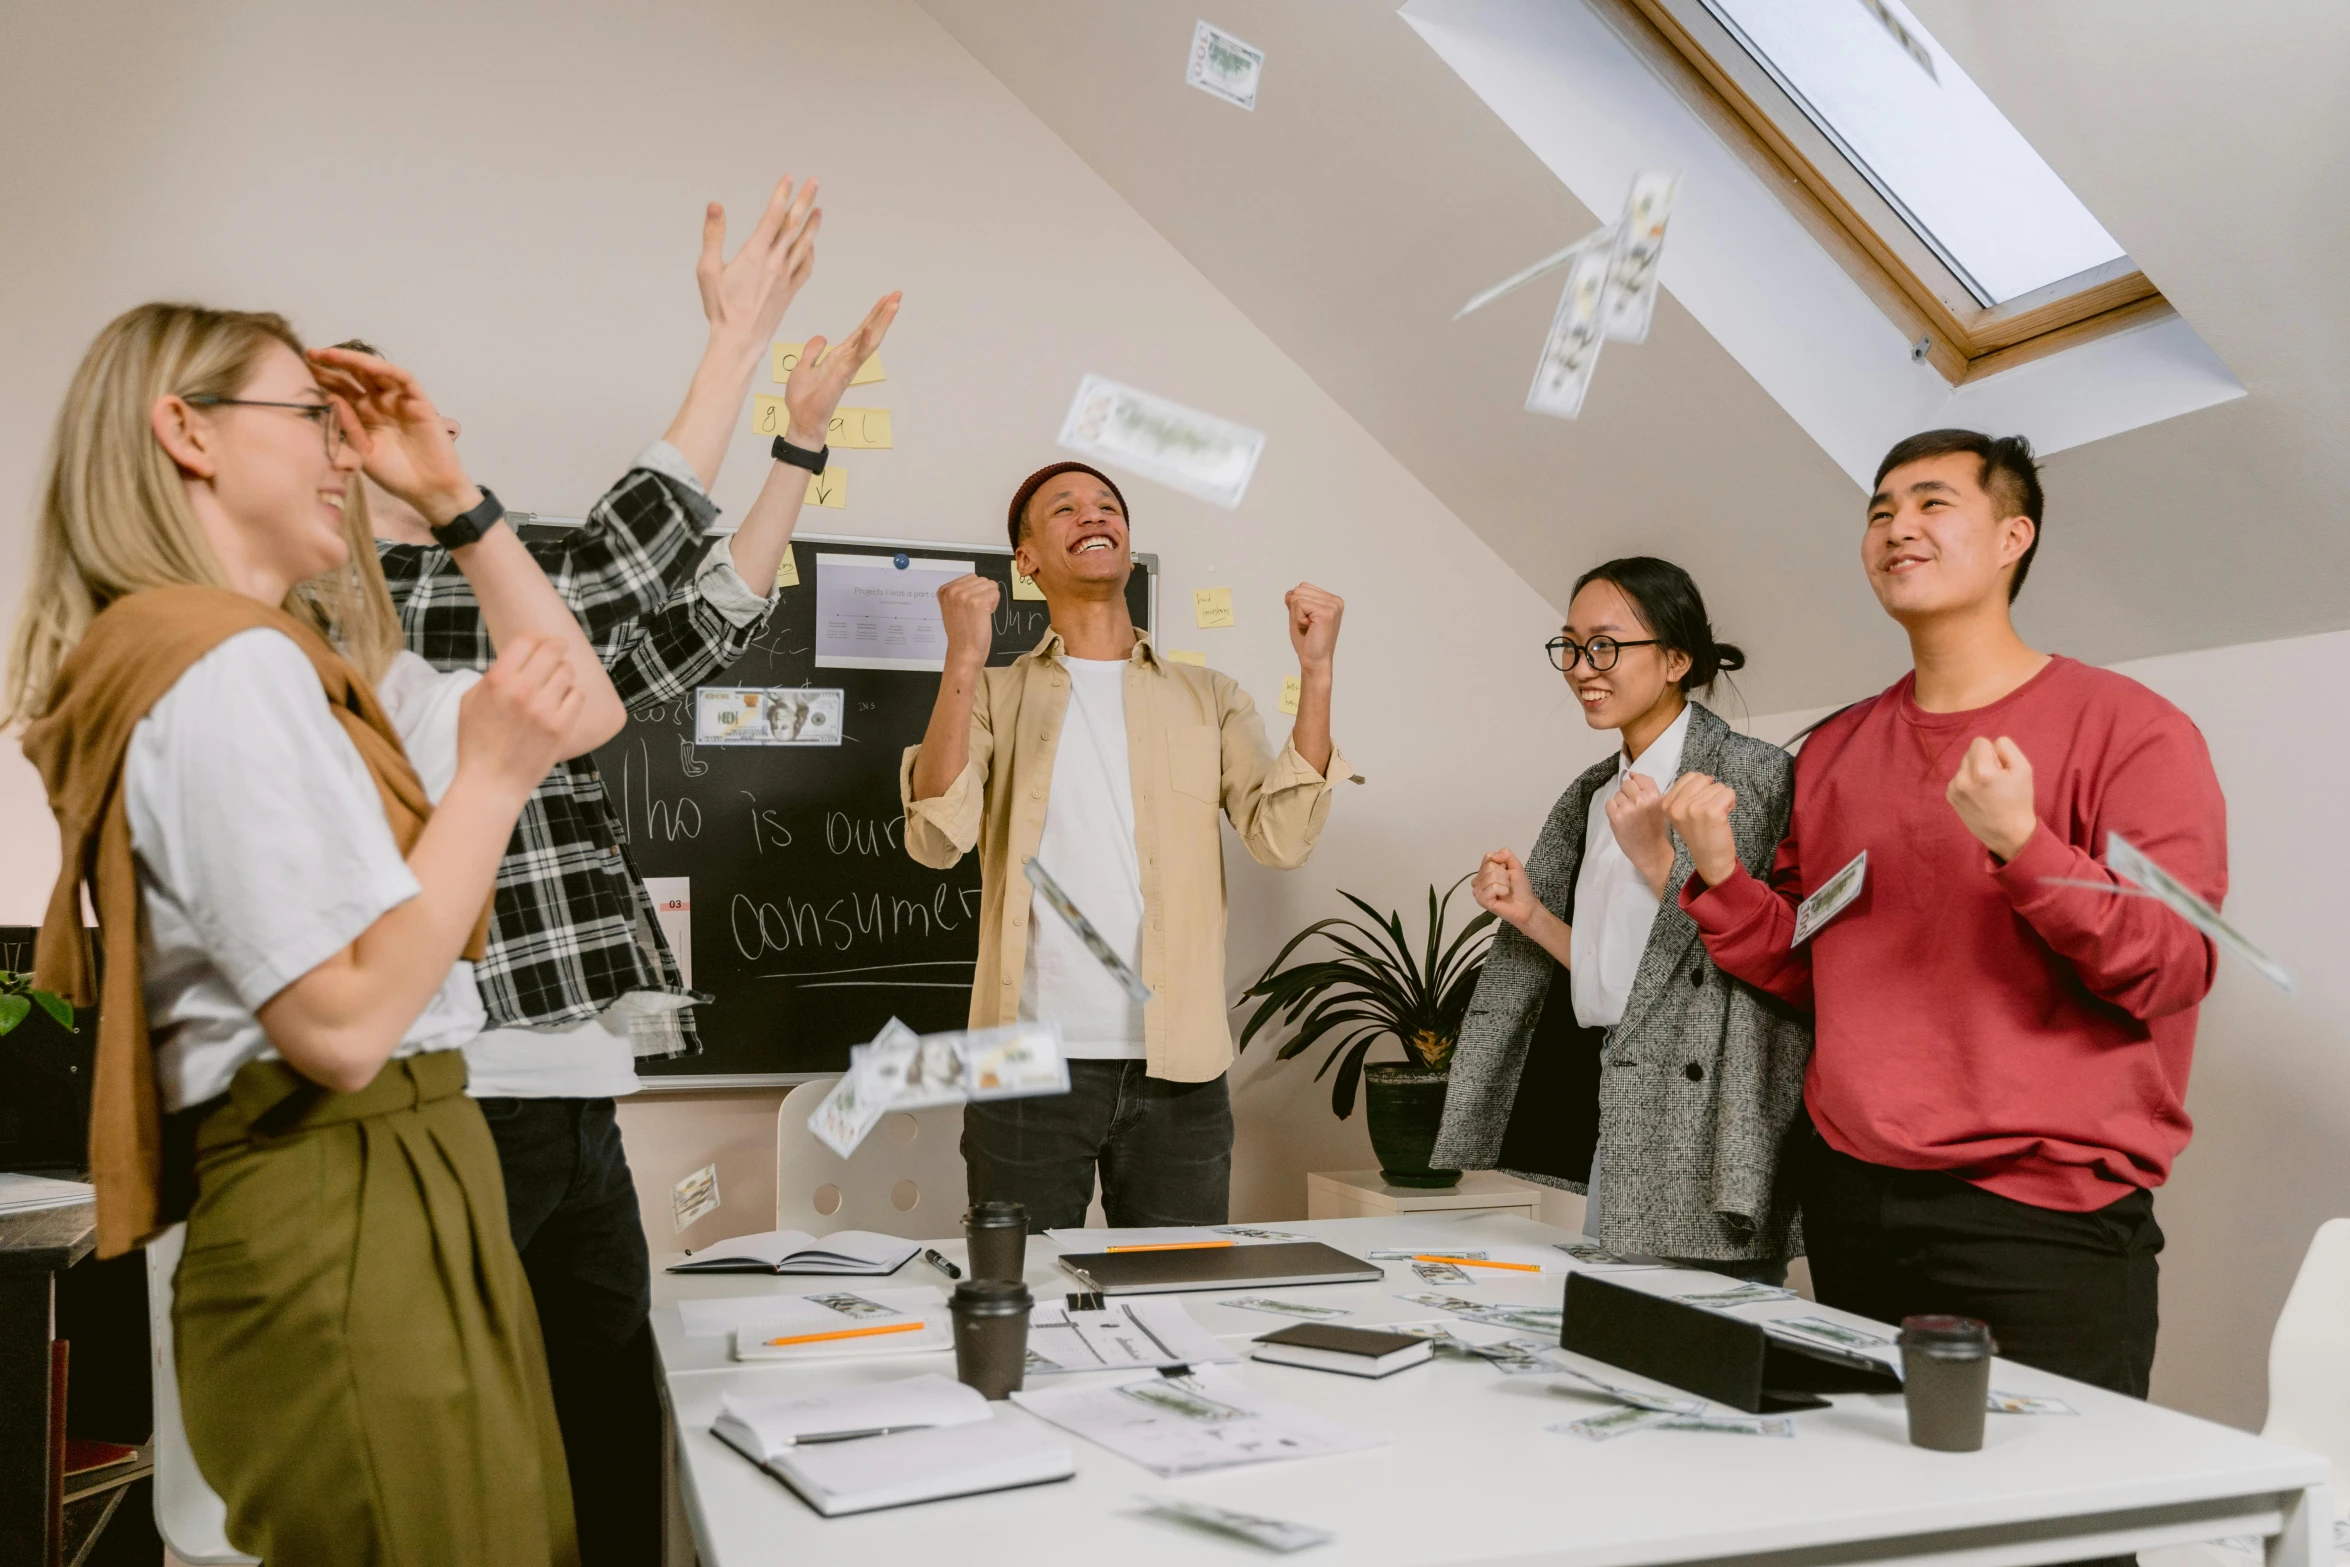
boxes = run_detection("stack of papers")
[0,1174,93,1216]
[1013,1366,1385,1477]
[714,1373,1073,1516]
[668,1229,918,1276]
[1026,1297,1238,1376]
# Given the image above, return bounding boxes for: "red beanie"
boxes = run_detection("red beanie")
[1007,461,1128,552]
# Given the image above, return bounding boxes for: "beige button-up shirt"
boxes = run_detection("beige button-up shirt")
[900,628,1355,1082]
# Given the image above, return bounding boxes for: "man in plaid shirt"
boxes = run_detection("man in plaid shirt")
[361,172,900,1566]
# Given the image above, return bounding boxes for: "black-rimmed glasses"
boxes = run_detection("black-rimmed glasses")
[1547,635,1660,673]
[182,395,345,459]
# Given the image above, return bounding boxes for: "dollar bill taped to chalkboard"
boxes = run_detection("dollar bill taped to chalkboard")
[1022,856,1154,1005]
[810,1019,1073,1155]
[694,686,844,746]
[2036,832,2294,994]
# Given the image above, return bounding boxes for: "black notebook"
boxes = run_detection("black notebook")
[1251,1322,1433,1378]
[1055,1240,1381,1295]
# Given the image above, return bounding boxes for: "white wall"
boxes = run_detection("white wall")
[0,0,1571,1241]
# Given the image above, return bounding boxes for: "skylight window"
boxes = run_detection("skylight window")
[1699,0,2124,305]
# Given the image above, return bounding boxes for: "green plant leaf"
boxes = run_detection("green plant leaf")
[32,991,73,1031]
[0,994,28,1035]
[1329,1035,1383,1119]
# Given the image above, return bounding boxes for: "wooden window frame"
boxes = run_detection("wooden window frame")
[1602,0,2169,384]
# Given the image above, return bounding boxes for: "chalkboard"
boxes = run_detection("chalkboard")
[599,534,1156,1087]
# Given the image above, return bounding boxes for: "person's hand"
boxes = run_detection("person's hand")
[456,635,582,798]
[696,174,822,350]
[1606,772,1675,898]
[1661,772,1740,888]
[781,291,902,451]
[1946,736,2038,861]
[307,347,479,527]
[1471,849,1541,930]
[1286,583,1344,671]
[937,575,1000,671]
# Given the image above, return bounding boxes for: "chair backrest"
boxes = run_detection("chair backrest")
[143,1224,262,1564]
[2265,1218,2350,1500]
[775,1079,968,1239]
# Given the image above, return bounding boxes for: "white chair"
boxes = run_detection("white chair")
[2145,1218,2350,1567]
[774,1078,968,1238]
[144,1223,261,1564]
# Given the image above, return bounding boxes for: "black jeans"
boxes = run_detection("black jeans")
[962,1061,1234,1230]
[478,1096,661,1567]
[1799,1129,2164,1397]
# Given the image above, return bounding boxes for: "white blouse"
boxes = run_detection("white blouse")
[1567,702,1693,1029]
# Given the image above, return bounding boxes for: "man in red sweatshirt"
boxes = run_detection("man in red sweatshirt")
[1662,428,2226,1398]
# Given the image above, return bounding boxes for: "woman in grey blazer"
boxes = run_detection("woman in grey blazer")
[1433,558,1809,1275]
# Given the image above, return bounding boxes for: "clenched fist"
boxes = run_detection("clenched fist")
[1946,736,2038,861]
[1285,583,1343,670]
[937,574,1000,672]
[1605,772,1674,898]
[458,635,583,799]
[1471,848,1541,930]
[1661,772,1740,889]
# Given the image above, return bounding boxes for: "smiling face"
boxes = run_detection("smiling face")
[1013,472,1130,600]
[1863,452,2035,626]
[1562,577,1691,735]
[187,340,362,587]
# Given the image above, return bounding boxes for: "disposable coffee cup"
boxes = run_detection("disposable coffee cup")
[950,1278,1033,1400]
[963,1201,1028,1282]
[1899,1315,1995,1452]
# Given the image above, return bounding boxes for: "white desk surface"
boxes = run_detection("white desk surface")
[654,1213,2329,1567]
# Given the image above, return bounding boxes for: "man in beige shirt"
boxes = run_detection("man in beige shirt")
[901,461,1353,1227]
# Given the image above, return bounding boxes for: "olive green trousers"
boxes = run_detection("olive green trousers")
[173,1051,578,1566]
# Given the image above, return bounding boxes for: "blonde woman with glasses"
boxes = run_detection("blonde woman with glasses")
[5,301,638,1563]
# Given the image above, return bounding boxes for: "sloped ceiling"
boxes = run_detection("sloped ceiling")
[918,0,2350,713]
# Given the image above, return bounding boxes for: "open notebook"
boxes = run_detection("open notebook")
[713,1374,1074,1516]
[668,1229,919,1275]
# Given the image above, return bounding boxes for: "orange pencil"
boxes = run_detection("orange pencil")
[1413,1253,1541,1272]
[1103,1240,1237,1253]
[760,1320,926,1348]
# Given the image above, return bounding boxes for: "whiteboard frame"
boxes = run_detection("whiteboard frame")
[628,529,1159,1093]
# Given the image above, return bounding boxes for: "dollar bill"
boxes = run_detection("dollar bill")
[1988,1392,2077,1415]
[1792,849,1868,947]
[1213,1227,1301,1241]
[1454,226,1613,320]
[1218,1296,1353,1321]
[1661,1413,1796,1438]
[1524,240,1614,421]
[1413,1261,1473,1285]
[1396,1293,1562,1335]
[1140,1494,1332,1554]
[1183,20,1264,111]
[1764,1316,1893,1354]
[962,1022,1072,1100]
[1118,1377,1246,1424]
[693,685,843,746]
[1602,170,1680,344]
[1472,1337,1565,1376]
[1554,1242,1634,1267]
[1024,856,1153,1004]
[1553,1405,1671,1442]
[1552,1367,1706,1416]
[1056,373,1266,510]
[806,1019,919,1156]
[1678,1282,1798,1308]
[806,1292,894,1319]
[2097,833,2294,994]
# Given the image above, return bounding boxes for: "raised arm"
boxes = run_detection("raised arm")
[1669,772,1814,1008]
[663,175,822,492]
[313,347,623,756]
[1282,582,1341,774]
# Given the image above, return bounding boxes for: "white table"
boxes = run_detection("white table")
[1306,1168,1545,1221]
[653,1214,2331,1567]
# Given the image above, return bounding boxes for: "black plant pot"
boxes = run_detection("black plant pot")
[1363,1062,1461,1189]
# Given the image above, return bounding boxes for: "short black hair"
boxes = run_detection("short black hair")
[1569,556,1744,693]
[1872,429,2044,602]
[1006,461,1127,552]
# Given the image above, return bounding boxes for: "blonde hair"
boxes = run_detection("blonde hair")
[4,302,403,724]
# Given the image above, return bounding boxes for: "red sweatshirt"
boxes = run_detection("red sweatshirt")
[1680,656,2227,1212]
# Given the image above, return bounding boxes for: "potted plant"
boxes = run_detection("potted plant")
[0,970,72,1038]
[1237,877,1495,1188]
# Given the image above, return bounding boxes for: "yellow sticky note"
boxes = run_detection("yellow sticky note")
[1011,567,1045,600]
[775,549,801,589]
[1164,649,1207,666]
[1192,587,1234,629]
[1279,675,1301,716]
[772,343,886,385]
[804,467,846,509]
[828,407,893,450]
[751,394,790,438]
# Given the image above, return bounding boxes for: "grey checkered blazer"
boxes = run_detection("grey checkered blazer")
[1432,702,1811,1261]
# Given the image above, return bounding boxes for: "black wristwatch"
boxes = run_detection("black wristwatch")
[771,434,829,474]
[431,486,506,550]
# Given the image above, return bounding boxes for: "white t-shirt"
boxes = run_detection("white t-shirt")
[1019,657,1147,1057]
[127,634,487,1112]
[1569,701,1693,1029]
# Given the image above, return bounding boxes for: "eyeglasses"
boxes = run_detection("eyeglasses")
[1547,635,1660,673]
[182,395,345,459]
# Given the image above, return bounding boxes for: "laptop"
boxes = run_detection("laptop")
[1055,1240,1381,1295]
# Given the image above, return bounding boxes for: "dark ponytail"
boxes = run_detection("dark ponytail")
[1570,556,1742,694]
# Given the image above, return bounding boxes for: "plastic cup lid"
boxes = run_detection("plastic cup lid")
[1899,1314,1995,1354]
[965,1201,1026,1228]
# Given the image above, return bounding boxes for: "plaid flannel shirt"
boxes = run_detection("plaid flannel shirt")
[377,443,777,1055]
